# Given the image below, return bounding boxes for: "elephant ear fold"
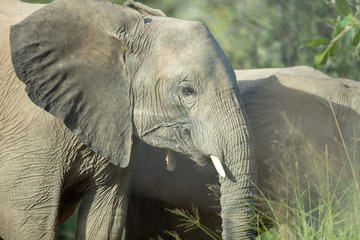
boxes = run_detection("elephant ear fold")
[124,0,166,17]
[10,0,145,168]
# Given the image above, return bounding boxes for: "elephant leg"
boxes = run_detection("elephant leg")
[75,162,132,240]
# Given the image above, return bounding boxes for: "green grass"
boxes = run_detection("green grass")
[165,206,222,240]
[254,150,360,239]
[165,115,360,239]
[252,107,360,239]
[164,142,360,240]
[254,149,360,239]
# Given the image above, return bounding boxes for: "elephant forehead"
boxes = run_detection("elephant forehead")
[151,19,216,56]
[146,17,236,85]
[151,53,235,90]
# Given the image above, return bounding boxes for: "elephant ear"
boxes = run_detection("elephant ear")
[10,0,145,167]
[124,0,166,17]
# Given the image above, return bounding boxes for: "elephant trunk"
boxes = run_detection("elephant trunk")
[220,139,257,239]
[216,94,257,239]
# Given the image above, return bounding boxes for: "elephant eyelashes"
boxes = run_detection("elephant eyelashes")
[181,86,196,96]
[178,84,197,109]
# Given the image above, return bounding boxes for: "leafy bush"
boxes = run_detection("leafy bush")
[303,0,360,69]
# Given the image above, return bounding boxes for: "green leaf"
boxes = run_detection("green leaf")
[352,31,360,47]
[302,38,330,47]
[314,48,329,67]
[340,17,355,27]
[335,0,353,17]
[329,41,339,57]
[331,22,342,38]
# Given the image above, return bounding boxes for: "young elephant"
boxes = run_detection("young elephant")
[0,0,256,239]
[128,66,360,239]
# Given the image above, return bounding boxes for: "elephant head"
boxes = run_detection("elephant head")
[10,0,257,238]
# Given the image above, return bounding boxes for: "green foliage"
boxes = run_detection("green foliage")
[336,0,353,17]
[21,0,359,79]
[145,0,359,79]
[302,0,360,69]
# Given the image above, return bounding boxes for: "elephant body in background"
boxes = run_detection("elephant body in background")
[0,1,256,239]
[127,66,360,239]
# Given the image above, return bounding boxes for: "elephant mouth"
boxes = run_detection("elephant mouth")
[165,150,226,177]
[191,154,226,177]
[179,127,226,176]
[190,153,210,166]
[142,123,226,177]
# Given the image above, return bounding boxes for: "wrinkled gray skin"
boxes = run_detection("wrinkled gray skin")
[0,0,256,239]
[128,66,360,239]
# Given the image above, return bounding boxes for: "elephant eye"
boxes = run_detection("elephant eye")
[176,81,198,109]
[181,86,196,96]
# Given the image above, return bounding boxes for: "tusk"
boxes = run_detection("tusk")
[165,149,176,171]
[210,155,226,177]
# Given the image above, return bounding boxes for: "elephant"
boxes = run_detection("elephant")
[127,66,360,239]
[0,0,257,239]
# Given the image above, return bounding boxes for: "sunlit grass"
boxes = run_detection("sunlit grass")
[164,141,360,240]
[166,118,360,240]
[254,141,360,240]
[164,206,222,240]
